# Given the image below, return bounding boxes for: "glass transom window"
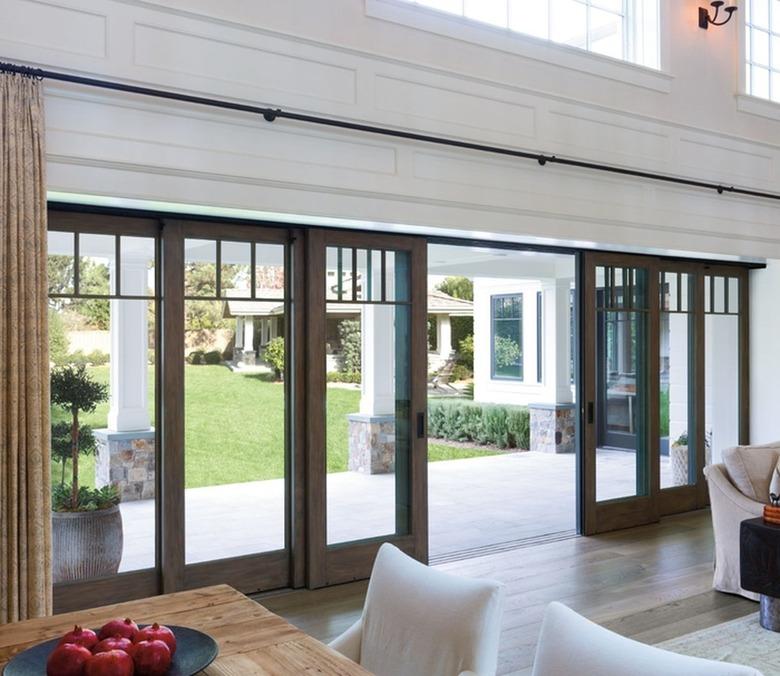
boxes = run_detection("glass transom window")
[400,0,660,68]
[745,0,780,101]
[491,294,523,380]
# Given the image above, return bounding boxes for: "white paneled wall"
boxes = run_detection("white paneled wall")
[4,0,780,434]
[0,0,779,258]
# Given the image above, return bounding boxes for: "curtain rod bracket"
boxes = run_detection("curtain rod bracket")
[263,109,280,122]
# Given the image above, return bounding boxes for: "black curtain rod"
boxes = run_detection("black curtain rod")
[2,59,779,203]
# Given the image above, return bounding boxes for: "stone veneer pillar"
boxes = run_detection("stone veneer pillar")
[94,429,156,501]
[529,403,576,453]
[347,413,396,473]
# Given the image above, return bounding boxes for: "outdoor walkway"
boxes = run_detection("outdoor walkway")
[118,449,672,572]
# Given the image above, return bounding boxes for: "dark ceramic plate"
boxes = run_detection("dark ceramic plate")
[3,625,218,676]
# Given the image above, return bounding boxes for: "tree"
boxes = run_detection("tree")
[263,337,285,380]
[437,276,473,301]
[50,365,109,510]
[338,319,361,376]
[49,307,69,366]
[184,263,238,329]
[437,277,474,361]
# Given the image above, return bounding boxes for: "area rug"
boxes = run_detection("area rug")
[657,614,780,675]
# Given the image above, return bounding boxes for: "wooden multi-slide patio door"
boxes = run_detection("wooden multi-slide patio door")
[581,252,749,535]
[304,229,429,587]
[50,207,428,610]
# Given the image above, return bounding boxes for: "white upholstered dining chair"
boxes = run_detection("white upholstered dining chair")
[531,602,763,676]
[329,543,505,676]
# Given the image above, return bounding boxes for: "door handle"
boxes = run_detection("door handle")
[587,402,594,425]
[417,411,427,438]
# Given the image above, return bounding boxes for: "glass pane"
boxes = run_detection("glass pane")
[256,243,285,299]
[772,71,780,102]
[184,239,217,297]
[773,0,780,33]
[79,233,115,295]
[596,268,648,502]
[120,236,155,297]
[48,231,75,295]
[492,295,523,379]
[220,241,251,298]
[714,276,726,313]
[326,247,354,302]
[416,0,463,13]
[752,65,771,98]
[753,0,770,29]
[326,258,411,545]
[50,298,156,579]
[509,0,549,38]
[464,0,507,26]
[728,277,740,313]
[705,314,740,465]
[184,299,286,563]
[753,28,770,66]
[660,279,694,489]
[551,0,587,48]
[590,7,624,60]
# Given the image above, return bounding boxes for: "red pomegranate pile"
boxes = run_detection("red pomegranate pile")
[46,618,177,676]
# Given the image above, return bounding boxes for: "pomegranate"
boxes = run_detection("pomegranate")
[92,636,134,655]
[134,623,176,655]
[57,625,99,651]
[84,649,135,676]
[132,640,171,676]
[46,642,93,676]
[98,618,139,641]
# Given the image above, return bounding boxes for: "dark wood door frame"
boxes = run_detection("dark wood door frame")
[582,253,750,535]
[305,229,428,588]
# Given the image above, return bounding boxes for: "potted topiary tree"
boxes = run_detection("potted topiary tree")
[50,364,122,582]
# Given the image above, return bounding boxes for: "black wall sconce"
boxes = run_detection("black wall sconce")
[699,1,738,29]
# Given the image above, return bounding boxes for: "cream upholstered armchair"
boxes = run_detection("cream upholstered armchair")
[531,602,762,676]
[704,443,780,601]
[329,543,505,676]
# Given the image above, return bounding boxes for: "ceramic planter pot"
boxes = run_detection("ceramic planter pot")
[52,505,123,583]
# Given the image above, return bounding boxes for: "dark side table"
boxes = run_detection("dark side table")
[740,517,780,631]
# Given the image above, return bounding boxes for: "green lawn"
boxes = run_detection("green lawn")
[51,365,499,490]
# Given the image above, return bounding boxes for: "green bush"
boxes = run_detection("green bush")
[203,350,222,365]
[188,350,205,365]
[427,399,530,450]
[458,335,474,370]
[263,337,285,379]
[494,335,521,370]
[87,349,109,366]
[338,319,361,375]
[450,364,472,382]
[327,371,361,384]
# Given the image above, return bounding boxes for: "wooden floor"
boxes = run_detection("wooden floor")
[259,510,757,675]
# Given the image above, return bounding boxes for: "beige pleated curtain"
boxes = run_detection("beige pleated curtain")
[0,71,52,623]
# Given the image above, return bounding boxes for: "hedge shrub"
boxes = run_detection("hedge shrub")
[203,350,222,365]
[428,399,530,450]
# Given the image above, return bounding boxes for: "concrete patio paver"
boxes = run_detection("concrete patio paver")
[118,449,672,572]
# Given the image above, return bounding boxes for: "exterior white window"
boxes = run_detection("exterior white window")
[745,0,780,102]
[400,0,660,68]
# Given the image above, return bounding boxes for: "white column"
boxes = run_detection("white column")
[243,317,255,355]
[107,258,151,432]
[360,305,395,416]
[541,278,574,404]
[437,314,452,360]
[235,316,244,349]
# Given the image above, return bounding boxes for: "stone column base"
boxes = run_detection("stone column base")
[239,349,256,366]
[94,428,156,501]
[347,413,396,474]
[529,403,576,454]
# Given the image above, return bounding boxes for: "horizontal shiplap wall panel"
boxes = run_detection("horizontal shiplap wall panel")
[374,74,536,144]
[2,0,106,58]
[133,23,358,106]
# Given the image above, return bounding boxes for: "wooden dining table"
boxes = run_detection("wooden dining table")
[0,584,370,675]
